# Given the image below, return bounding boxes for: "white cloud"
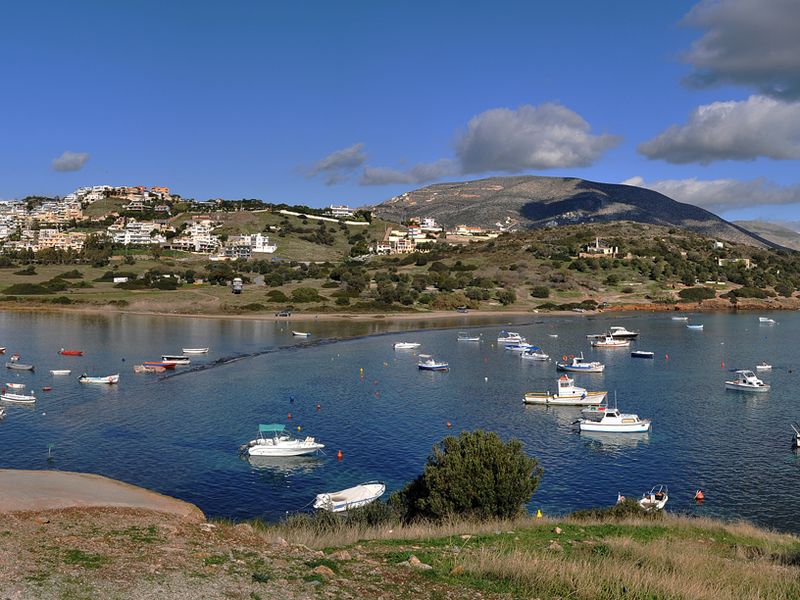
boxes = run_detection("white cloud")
[360,159,458,186]
[455,104,620,173]
[52,151,90,172]
[625,175,800,211]
[638,95,800,164]
[682,0,800,99]
[308,143,367,185]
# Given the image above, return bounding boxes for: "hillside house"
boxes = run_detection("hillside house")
[579,237,618,258]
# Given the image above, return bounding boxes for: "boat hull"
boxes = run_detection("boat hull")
[1,393,36,403]
[580,421,651,433]
[523,391,606,406]
[247,444,323,457]
[181,348,209,354]
[418,364,449,371]
[725,382,770,392]
[313,482,386,513]
[557,364,604,373]
[5,362,34,371]
[79,374,120,384]
[631,351,654,359]
[59,350,84,356]
[50,369,72,375]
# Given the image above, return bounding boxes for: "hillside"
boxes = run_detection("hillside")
[734,220,800,251]
[371,176,776,248]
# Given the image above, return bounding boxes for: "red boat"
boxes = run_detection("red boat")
[59,348,84,356]
[142,361,177,370]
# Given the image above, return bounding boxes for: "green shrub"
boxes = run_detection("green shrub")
[290,287,324,303]
[678,286,716,302]
[621,286,634,294]
[56,269,83,279]
[775,282,794,297]
[321,281,340,288]
[2,283,51,295]
[530,285,550,298]
[335,296,350,306]
[13,266,37,276]
[49,296,73,305]
[240,303,265,312]
[570,498,662,521]
[729,286,771,299]
[496,289,516,305]
[392,430,542,522]
[266,290,289,302]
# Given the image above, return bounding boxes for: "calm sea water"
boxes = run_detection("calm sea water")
[1,310,799,531]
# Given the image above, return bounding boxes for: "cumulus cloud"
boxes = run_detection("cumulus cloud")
[360,159,458,186]
[682,0,800,99]
[624,175,800,211]
[308,143,367,185]
[638,95,800,164]
[455,104,620,173]
[52,151,90,172]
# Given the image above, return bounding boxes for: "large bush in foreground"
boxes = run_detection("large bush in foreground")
[393,430,542,522]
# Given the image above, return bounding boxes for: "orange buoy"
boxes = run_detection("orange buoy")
[694,490,705,502]
[446,421,452,428]
[562,355,567,361]
[337,450,343,461]
[721,361,725,368]
[287,412,292,420]
[316,404,321,411]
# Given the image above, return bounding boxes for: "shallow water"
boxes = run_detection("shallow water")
[1,310,798,531]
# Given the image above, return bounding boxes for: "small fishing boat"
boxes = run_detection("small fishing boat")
[759,317,776,324]
[755,362,772,371]
[524,375,606,406]
[557,353,605,373]
[312,481,386,513]
[134,365,166,374]
[671,316,689,321]
[239,423,324,457]
[457,332,481,342]
[5,362,34,371]
[639,484,669,511]
[393,342,421,349]
[418,354,449,371]
[161,355,190,365]
[630,350,655,359]
[59,348,84,356]
[792,423,800,449]
[591,335,630,348]
[181,347,210,354]
[1,384,36,403]
[41,386,51,392]
[292,331,311,337]
[725,370,769,393]
[521,347,550,361]
[607,326,638,339]
[497,331,525,343]
[577,403,651,433]
[686,324,704,330]
[78,373,120,384]
[50,369,72,376]
[142,361,176,370]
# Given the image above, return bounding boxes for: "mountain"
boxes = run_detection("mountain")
[733,220,800,251]
[371,176,778,248]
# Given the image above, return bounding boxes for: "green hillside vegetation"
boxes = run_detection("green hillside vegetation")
[82,196,130,218]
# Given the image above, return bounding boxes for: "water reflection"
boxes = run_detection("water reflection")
[246,455,322,475]
[580,431,650,452]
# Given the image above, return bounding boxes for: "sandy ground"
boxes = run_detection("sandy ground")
[0,469,204,521]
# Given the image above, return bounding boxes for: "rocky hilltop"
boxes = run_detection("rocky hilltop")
[371,176,777,248]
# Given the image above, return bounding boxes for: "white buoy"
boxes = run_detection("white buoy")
[484,376,488,382]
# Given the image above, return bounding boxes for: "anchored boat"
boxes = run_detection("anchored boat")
[557,353,605,373]
[181,347,209,354]
[639,484,669,511]
[523,375,606,406]
[521,347,550,361]
[631,350,655,359]
[1,383,36,403]
[312,481,386,513]
[418,354,449,371]
[78,373,120,384]
[457,332,481,342]
[59,348,84,356]
[497,331,525,344]
[577,406,651,433]
[240,423,324,457]
[5,362,33,371]
[591,335,630,348]
[161,355,190,365]
[725,370,770,393]
[393,342,421,349]
[292,331,311,337]
[50,369,72,376]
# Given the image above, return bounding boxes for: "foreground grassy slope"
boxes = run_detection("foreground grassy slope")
[3,508,798,599]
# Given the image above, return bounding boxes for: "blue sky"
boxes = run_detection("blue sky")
[2,1,799,222]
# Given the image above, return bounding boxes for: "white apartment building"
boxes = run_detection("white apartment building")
[107,219,167,245]
[327,204,355,218]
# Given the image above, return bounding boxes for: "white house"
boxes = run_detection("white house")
[327,204,355,218]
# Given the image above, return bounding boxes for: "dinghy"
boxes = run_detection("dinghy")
[161,355,190,365]
[686,324,704,330]
[639,485,669,511]
[755,362,772,371]
[5,362,34,371]
[78,373,120,384]
[556,353,604,373]
[630,350,655,359]
[313,481,386,513]
[292,331,311,337]
[50,369,72,376]
[59,348,84,356]
[393,342,421,349]
[457,332,481,342]
[181,347,209,354]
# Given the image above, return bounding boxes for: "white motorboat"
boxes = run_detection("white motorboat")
[78,373,120,384]
[292,331,311,337]
[608,326,639,339]
[686,324,704,330]
[548,334,559,338]
[755,362,772,371]
[393,342,421,349]
[1,383,36,403]
[161,355,190,365]
[313,481,386,513]
[497,331,525,343]
[792,423,800,449]
[725,370,769,393]
[457,332,481,342]
[591,335,630,348]
[671,316,688,321]
[523,375,606,406]
[505,343,534,353]
[577,407,651,432]
[556,353,605,373]
[639,484,669,511]
[240,423,324,457]
[181,347,210,354]
[418,355,449,371]
[521,347,550,361]
[630,350,655,359]
[759,317,776,324]
[50,369,72,376]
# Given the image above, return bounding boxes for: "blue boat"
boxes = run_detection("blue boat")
[556,352,604,373]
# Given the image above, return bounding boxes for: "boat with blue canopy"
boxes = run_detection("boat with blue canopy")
[240,423,324,457]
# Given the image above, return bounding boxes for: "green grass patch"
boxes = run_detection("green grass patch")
[63,549,110,569]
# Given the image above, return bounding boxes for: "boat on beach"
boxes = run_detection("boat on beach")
[59,348,84,356]
[239,423,324,457]
[181,347,210,354]
[725,370,769,393]
[161,355,190,365]
[1,383,36,403]
[759,317,776,324]
[292,331,311,337]
[312,481,386,513]
[78,373,120,384]
[50,369,72,376]
[393,342,421,349]
[5,362,33,371]
[630,350,655,359]
[638,484,669,511]
[418,354,449,371]
[523,375,606,406]
[557,353,605,373]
